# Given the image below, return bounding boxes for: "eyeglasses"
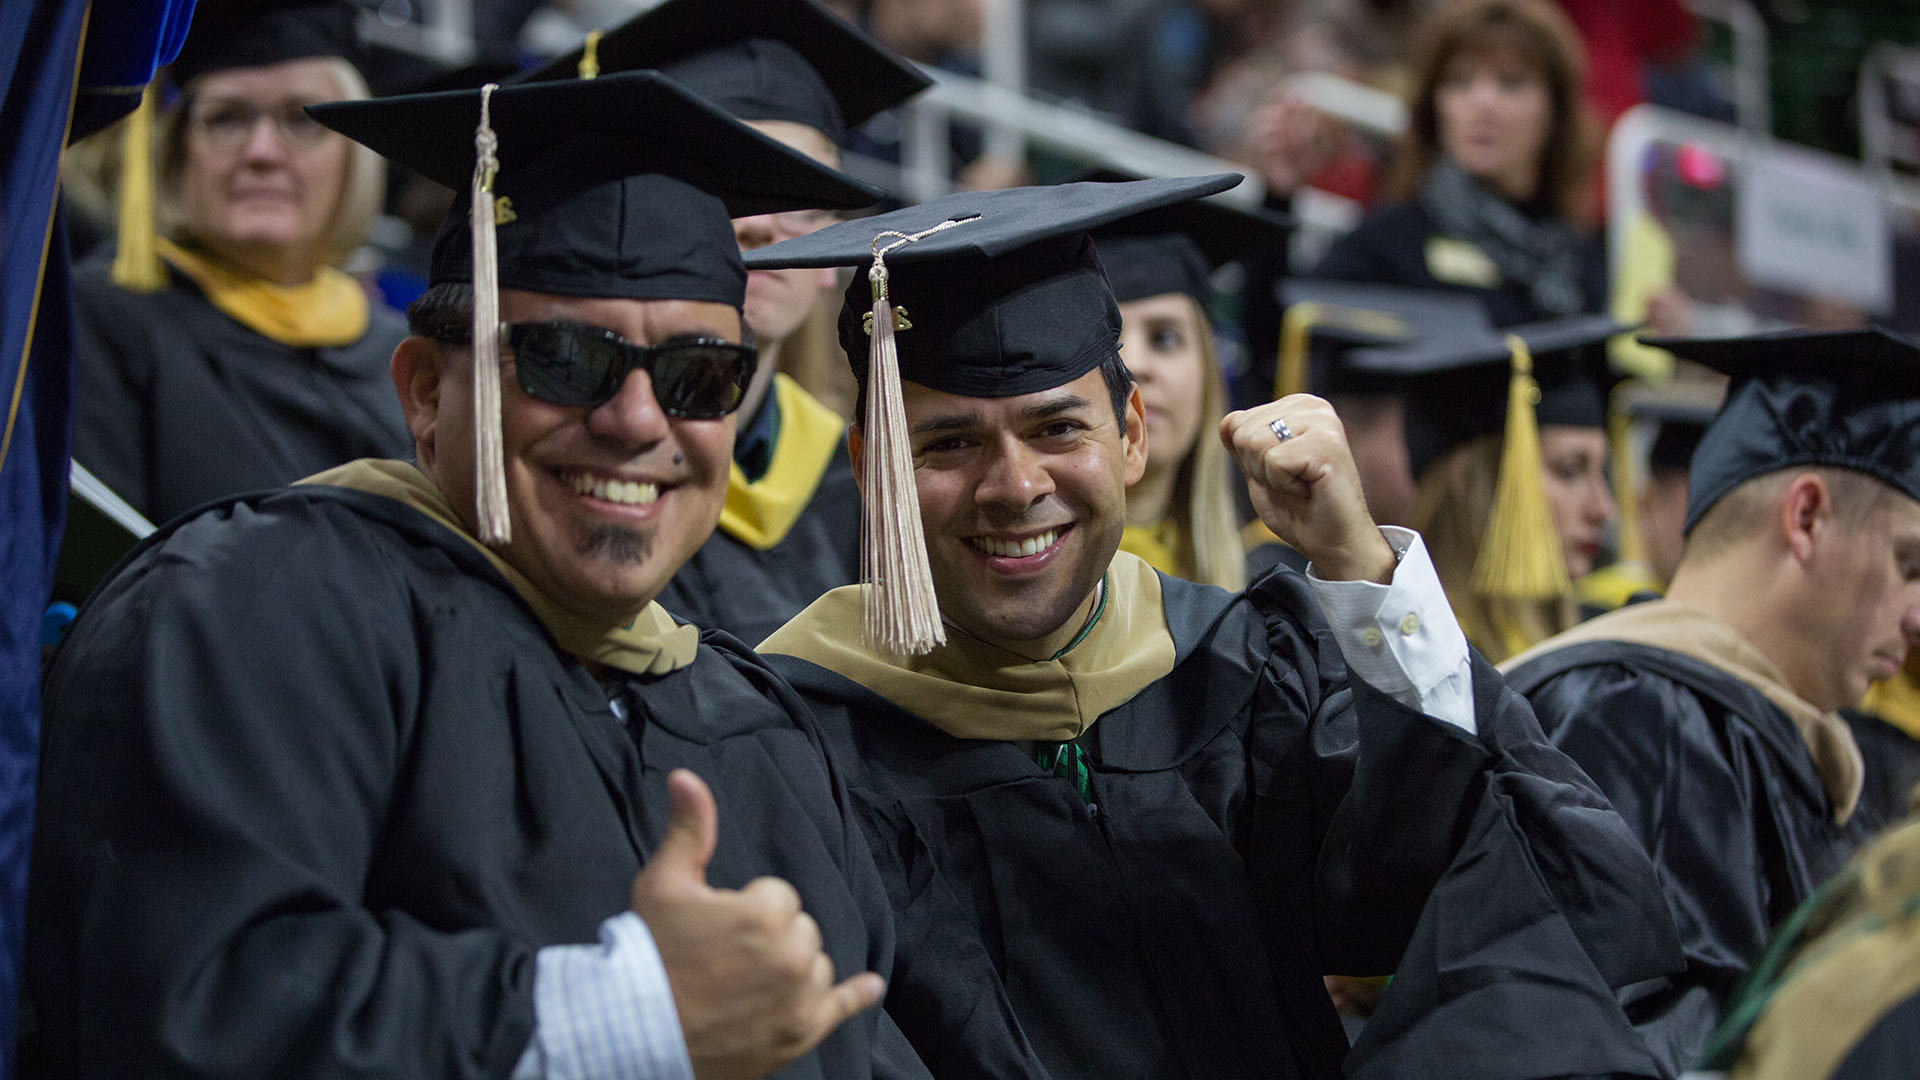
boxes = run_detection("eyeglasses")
[189,99,334,150]
[500,320,756,417]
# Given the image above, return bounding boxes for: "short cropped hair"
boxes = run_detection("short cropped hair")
[1686,466,1903,559]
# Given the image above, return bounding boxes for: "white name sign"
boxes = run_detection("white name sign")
[1736,151,1891,314]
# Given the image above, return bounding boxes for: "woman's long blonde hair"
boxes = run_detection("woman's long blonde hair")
[1412,434,1578,661]
[1165,295,1247,593]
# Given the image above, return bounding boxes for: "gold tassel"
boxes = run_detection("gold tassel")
[577,29,602,79]
[110,83,166,293]
[1274,301,1316,400]
[860,256,944,655]
[1608,388,1649,567]
[470,84,512,546]
[1470,334,1571,600]
[855,217,974,654]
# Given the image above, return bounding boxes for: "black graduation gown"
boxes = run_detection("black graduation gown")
[1827,991,1920,1079]
[1504,641,1880,1077]
[771,568,1678,1080]
[70,260,412,525]
[1309,202,1608,329]
[1843,709,1920,835]
[654,442,860,646]
[24,484,930,1080]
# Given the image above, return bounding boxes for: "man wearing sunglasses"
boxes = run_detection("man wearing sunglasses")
[514,0,931,645]
[27,73,946,1080]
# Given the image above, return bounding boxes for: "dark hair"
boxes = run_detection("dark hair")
[407,281,475,343]
[1386,0,1597,224]
[852,350,1135,430]
[1097,350,1135,429]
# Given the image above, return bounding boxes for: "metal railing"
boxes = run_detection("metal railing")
[1282,71,1405,138]
[1860,40,1920,176]
[1686,0,1770,134]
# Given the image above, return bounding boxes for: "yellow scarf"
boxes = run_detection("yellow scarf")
[761,552,1177,742]
[717,374,846,551]
[158,237,368,347]
[301,459,698,676]
[1119,519,1183,578]
[1501,599,1863,823]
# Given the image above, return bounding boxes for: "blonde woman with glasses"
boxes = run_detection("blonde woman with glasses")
[70,0,405,525]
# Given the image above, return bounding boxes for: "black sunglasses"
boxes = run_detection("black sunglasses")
[499,320,756,417]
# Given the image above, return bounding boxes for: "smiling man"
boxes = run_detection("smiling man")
[1502,327,1920,1077]
[26,73,937,1080]
[748,177,1678,1080]
[516,0,931,644]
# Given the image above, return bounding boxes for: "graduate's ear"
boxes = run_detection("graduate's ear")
[847,424,865,495]
[1779,471,1832,564]
[1121,382,1148,486]
[393,336,452,466]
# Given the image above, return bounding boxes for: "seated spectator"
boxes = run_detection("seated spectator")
[1502,327,1920,1075]
[1350,314,1623,661]
[72,0,410,524]
[1315,0,1606,328]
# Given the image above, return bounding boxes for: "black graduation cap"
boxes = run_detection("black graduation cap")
[1637,327,1920,532]
[514,0,930,143]
[361,45,526,98]
[746,173,1244,396]
[310,70,883,548]
[169,0,361,85]
[1350,312,1627,478]
[1072,168,1291,306]
[308,71,886,304]
[1273,280,1493,399]
[742,174,1241,655]
[1348,313,1629,600]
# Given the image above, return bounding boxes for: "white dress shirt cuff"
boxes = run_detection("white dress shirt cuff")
[512,912,696,1080]
[1305,527,1476,733]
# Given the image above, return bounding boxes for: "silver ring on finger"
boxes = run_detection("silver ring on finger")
[1268,416,1293,443]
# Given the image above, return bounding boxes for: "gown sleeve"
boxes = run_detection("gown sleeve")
[1531,661,1773,1076]
[31,505,542,1078]
[1244,571,1680,1077]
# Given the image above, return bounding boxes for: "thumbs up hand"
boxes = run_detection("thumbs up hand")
[630,769,887,1080]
